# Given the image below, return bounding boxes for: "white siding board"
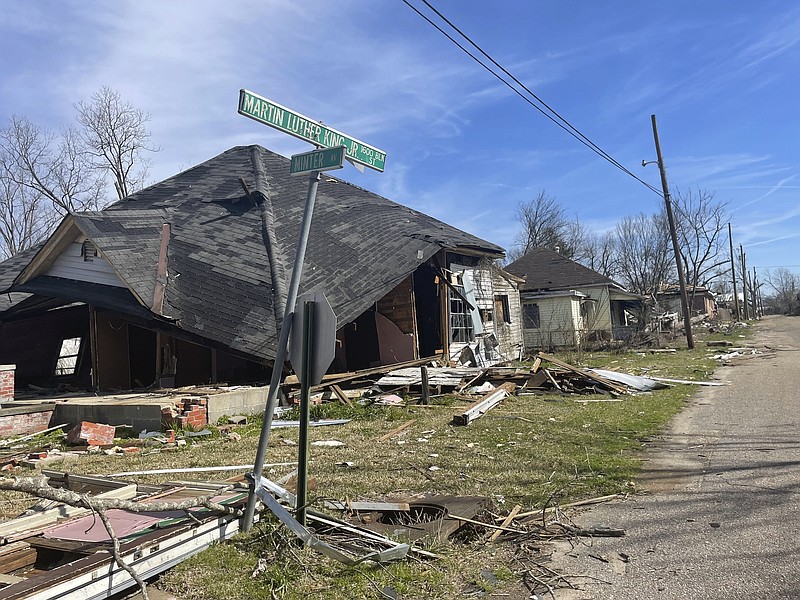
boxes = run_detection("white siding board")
[46,240,127,288]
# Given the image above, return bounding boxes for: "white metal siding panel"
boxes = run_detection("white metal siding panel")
[46,240,127,288]
[582,285,613,333]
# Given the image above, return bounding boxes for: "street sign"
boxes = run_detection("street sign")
[290,146,346,176]
[238,89,387,172]
[289,291,337,386]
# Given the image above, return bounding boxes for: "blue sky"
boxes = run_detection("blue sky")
[2,1,800,283]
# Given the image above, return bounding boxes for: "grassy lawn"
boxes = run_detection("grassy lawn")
[1,324,755,598]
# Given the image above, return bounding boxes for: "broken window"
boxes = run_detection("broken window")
[480,308,494,323]
[449,284,474,343]
[494,295,512,323]
[55,337,82,376]
[523,304,540,329]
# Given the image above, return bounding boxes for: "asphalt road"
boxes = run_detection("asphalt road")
[549,315,800,600]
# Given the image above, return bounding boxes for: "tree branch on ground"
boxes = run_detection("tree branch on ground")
[0,475,240,598]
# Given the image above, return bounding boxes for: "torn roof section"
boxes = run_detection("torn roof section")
[0,145,504,363]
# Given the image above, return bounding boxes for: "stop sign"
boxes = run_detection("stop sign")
[288,291,337,386]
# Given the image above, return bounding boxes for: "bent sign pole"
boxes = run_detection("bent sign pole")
[241,91,384,531]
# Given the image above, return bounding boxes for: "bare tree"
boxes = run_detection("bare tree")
[672,188,729,306]
[763,268,800,315]
[0,162,56,259]
[511,191,568,259]
[614,211,673,297]
[581,230,618,279]
[0,116,107,215]
[0,88,157,257]
[75,86,156,200]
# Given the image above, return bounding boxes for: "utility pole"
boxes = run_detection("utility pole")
[650,115,694,349]
[728,223,740,321]
[752,266,759,319]
[740,245,748,320]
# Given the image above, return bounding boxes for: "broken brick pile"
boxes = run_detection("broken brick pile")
[162,396,208,430]
[66,421,116,446]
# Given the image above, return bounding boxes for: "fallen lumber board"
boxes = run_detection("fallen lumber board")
[502,493,626,522]
[453,382,516,426]
[377,419,415,442]
[488,504,521,542]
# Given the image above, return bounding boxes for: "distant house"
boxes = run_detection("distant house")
[504,247,642,350]
[656,285,717,318]
[0,145,523,392]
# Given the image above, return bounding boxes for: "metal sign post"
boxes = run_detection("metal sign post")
[240,90,384,531]
[290,291,336,526]
[296,300,315,526]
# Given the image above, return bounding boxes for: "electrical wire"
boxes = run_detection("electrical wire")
[402,0,663,197]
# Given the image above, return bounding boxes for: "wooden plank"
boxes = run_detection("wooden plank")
[27,537,106,556]
[488,504,521,542]
[499,494,625,522]
[456,368,487,394]
[377,419,415,442]
[523,371,548,389]
[0,542,36,574]
[329,384,353,407]
[543,368,561,391]
[531,356,542,373]
[447,514,525,535]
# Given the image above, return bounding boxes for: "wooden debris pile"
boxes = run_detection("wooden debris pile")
[280,352,636,412]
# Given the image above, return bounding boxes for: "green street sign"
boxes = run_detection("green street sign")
[238,89,386,172]
[290,146,346,176]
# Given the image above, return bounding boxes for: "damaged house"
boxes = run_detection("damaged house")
[504,247,642,350]
[0,145,523,405]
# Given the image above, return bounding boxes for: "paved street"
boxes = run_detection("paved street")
[551,315,800,600]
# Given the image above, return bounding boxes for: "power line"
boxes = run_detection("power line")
[402,0,663,196]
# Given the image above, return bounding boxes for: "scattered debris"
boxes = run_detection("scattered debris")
[588,369,669,392]
[254,477,410,565]
[311,440,345,447]
[271,419,351,428]
[331,495,489,542]
[0,471,247,599]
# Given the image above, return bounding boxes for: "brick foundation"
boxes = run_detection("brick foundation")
[0,407,53,438]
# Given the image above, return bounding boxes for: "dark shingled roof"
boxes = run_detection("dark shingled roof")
[2,145,503,362]
[504,247,617,292]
